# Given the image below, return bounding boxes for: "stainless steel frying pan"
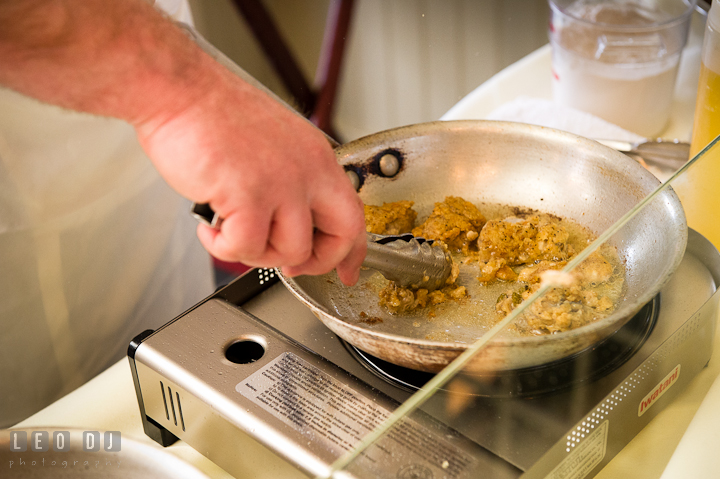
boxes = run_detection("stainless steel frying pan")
[280,121,687,373]
[183,25,687,374]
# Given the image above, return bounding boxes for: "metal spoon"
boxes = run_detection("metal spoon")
[595,138,690,171]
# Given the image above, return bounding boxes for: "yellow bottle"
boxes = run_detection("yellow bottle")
[674,0,720,248]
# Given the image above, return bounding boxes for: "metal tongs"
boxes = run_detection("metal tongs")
[364,233,454,291]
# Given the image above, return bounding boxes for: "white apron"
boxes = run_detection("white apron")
[0,0,213,427]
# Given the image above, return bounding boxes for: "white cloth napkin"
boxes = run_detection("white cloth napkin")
[484,96,682,181]
[485,96,646,144]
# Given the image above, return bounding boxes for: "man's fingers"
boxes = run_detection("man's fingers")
[196,207,271,263]
[196,222,221,257]
[282,227,366,285]
[282,190,366,283]
[335,231,367,285]
[282,180,365,277]
[267,203,313,267]
[196,165,365,278]
[282,229,351,276]
[197,202,317,268]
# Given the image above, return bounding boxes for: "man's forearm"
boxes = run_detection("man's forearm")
[0,0,368,285]
[0,0,220,127]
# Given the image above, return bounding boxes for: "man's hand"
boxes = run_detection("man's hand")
[136,69,366,285]
[0,0,367,285]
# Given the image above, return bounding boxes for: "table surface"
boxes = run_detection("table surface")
[14,18,720,479]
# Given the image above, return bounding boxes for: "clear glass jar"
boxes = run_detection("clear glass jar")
[674,0,720,247]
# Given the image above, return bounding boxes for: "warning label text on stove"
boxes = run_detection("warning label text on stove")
[236,352,478,478]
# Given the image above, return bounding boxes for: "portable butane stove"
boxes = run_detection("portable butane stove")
[129,230,720,479]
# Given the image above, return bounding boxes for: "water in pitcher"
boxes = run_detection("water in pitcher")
[552,45,680,137]
[550,1,690,137]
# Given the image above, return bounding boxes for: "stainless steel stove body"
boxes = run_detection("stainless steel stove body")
[128,230,720,479]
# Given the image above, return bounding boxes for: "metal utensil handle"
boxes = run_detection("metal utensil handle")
[595,138,690,170]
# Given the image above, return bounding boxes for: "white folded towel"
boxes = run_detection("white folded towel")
[484,96,681,181]
[486,96,645,144]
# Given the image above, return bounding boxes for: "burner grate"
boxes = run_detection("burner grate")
[343,296,659,398]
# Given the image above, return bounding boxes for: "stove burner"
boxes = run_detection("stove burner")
[343,296,659,398]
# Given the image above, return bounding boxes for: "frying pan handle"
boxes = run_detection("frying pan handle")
[176,22,340,228]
